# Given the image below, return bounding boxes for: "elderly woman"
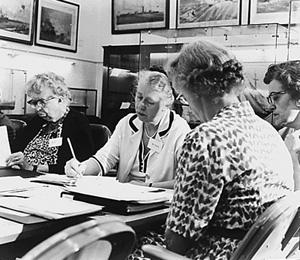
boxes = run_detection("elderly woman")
[128,40,294,260]
[263,60,300,190]
[65,70,191,189]
[6,72,94,174]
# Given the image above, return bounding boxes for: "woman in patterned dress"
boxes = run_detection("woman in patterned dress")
[6,72,94,174]
[129,40,294,260]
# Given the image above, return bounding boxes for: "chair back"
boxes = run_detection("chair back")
[10,119,27,139]
[90,123,112,153]
[21,216,135,260]
[231,191,300,260]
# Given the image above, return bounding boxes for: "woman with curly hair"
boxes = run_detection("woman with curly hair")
[263,60,300,190]
[129,40,294,260]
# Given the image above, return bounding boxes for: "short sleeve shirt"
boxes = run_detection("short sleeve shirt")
[166,101,293,260]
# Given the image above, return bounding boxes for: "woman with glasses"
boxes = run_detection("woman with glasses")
[6,72,94,174]
[263,60,300,190]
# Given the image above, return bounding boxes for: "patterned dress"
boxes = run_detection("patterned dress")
[129,101,294,260]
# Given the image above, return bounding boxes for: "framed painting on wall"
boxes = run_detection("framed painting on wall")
[177,0,241,29]
[35,0,79,52]
[250,0,300,25]
[112,0,169,34]
[0,0,36,44]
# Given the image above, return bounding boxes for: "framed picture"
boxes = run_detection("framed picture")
[112,0,169,34]
[250,0,300,25]
[0,0,36,44]
[35,0,79,52]
[177,0,241,29]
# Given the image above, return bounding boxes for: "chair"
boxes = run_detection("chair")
[90,123,112,153]
[142,191,300,260]
[10,119,27,140]
[21,216,136,260]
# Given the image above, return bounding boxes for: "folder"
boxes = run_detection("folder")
[62,176,173,215]
[61,191,168,214]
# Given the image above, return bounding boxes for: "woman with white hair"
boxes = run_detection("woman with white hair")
[65,70,191,189]
[6,72,94,174]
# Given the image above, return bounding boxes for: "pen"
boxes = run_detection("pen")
[67,137,77,160]
[67,138,83,179]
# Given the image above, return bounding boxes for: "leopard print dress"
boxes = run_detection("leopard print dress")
[129,101,293,260]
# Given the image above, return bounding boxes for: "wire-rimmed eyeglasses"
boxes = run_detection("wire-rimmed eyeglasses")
[27,96,57,109]
[266,91,286,104]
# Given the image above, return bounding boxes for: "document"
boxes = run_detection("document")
[0,176,40,193]
[0,126,11,167]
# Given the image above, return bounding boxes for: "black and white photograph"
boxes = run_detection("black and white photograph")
[35,0,79,52]
[0,0,35,44]
[250,0,300,24]
[112,0,169,33]
[177,0,240,28]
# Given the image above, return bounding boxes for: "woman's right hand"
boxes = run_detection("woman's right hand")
[6,152,28,169]
[64,158,86,178]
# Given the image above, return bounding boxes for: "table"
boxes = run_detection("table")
[0,168,169,260]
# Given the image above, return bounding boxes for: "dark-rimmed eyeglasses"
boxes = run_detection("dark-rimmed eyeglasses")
[27,96,56,109]
[266,91,286,104]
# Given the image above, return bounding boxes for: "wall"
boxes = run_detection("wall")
[0,0,105,116]
[0,0,299,116]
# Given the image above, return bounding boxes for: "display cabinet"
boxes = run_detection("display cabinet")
[102,23,299,128]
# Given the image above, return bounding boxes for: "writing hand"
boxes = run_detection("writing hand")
[65,158,86,178]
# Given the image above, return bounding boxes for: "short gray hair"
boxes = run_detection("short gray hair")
[137,70,174,108]
[26,72,71,101]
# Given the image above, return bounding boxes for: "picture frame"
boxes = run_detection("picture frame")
[0,0,36,44]
[177,0,241,29]
[35,0,79,52]
[112,0,169,34]
[249,0,300,25]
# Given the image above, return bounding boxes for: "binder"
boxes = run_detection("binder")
[60,176,173,215]
[61,190,168,215]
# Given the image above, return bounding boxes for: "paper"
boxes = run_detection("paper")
[120,102,131,109]
[66,176,173,204]
[31,174,74,186]
[0,196,103,220]
[0,126,11,166]
[0,176,41,193]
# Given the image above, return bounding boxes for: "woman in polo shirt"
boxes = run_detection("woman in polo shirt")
[65,70,191,189]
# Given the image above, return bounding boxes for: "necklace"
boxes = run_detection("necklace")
[144,124,158,139]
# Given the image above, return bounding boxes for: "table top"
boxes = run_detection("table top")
[0,168,169,245]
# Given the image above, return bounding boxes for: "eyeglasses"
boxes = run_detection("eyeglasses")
[27,96,56,109]
[266,91,286,104]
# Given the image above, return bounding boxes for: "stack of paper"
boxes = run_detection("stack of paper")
[0,196,103,220]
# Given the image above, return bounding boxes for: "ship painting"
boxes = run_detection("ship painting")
[0,1,32,36]
[0,8,9,22]
[115,0,165,26]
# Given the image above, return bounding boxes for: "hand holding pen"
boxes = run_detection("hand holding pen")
[65,138,86,182]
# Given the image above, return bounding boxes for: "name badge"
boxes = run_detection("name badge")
[49,137,63,147]
[148,138,163,153]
